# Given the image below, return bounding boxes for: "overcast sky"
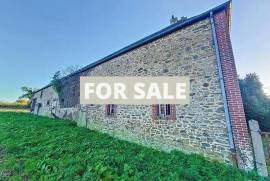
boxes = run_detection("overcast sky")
[0,0,269,102]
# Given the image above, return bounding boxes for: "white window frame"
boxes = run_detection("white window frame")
[158,104,171,117]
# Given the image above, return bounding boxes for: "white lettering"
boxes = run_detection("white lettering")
[85,83,95,99]
[163,83,174,99]
[146,83,162,100]
[114,83,127,99]
[176,83,186,99]
[96,83,112,100]
[134,83,145,99]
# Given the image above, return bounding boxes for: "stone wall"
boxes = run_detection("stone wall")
[32,17,233,164]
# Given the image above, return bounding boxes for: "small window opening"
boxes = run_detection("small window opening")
[106,104,116,116]
[158,104,171,117]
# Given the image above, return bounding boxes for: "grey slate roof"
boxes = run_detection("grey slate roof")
[34,1,231,93]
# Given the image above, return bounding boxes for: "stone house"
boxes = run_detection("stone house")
[31,1,255,170]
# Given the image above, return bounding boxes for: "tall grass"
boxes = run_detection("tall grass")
[0,112,263,180]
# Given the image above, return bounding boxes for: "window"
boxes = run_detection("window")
[40,91,43,98]
[158,104,171,117]
[47,100,50,106]
[106,104,116,116]
[152,104,176,120]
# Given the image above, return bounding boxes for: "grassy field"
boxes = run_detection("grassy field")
[0,101,30,113]
[0,112,262,180]
[0,101,29,110]
[0,109,29,113]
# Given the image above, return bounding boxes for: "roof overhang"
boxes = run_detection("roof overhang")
[34,1,232,94]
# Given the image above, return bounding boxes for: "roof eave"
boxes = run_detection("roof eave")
[33,1,231,94]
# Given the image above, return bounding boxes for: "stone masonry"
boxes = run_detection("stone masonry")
[32,2,255,170]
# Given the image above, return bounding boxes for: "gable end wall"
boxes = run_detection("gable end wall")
[214,10,254,170]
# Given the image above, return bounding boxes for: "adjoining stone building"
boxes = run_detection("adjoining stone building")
[32,1,255,170]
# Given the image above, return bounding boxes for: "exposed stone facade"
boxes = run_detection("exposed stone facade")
[32,2,254,170]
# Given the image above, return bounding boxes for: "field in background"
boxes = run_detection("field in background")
[0,112,261,180]
[0,101,30,113]
[0,109,29,113]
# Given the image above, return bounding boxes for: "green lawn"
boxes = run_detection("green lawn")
[0,112,261,180]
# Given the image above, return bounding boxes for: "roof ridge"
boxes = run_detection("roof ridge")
[34,1,231,93]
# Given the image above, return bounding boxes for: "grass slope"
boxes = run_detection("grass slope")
[0,112,261,180]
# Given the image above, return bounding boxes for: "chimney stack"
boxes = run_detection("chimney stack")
[179,16,188,23]
[170,15,178,25]
[170,15,188,25]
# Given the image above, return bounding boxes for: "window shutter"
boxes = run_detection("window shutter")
[152,104,159,120]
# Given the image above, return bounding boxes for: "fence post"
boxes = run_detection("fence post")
[249,120,268,177]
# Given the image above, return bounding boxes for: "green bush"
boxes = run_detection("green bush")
[239,73,270,132]
[0,112,262,180]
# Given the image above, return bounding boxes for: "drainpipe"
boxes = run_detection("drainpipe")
[210,11,235,150]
